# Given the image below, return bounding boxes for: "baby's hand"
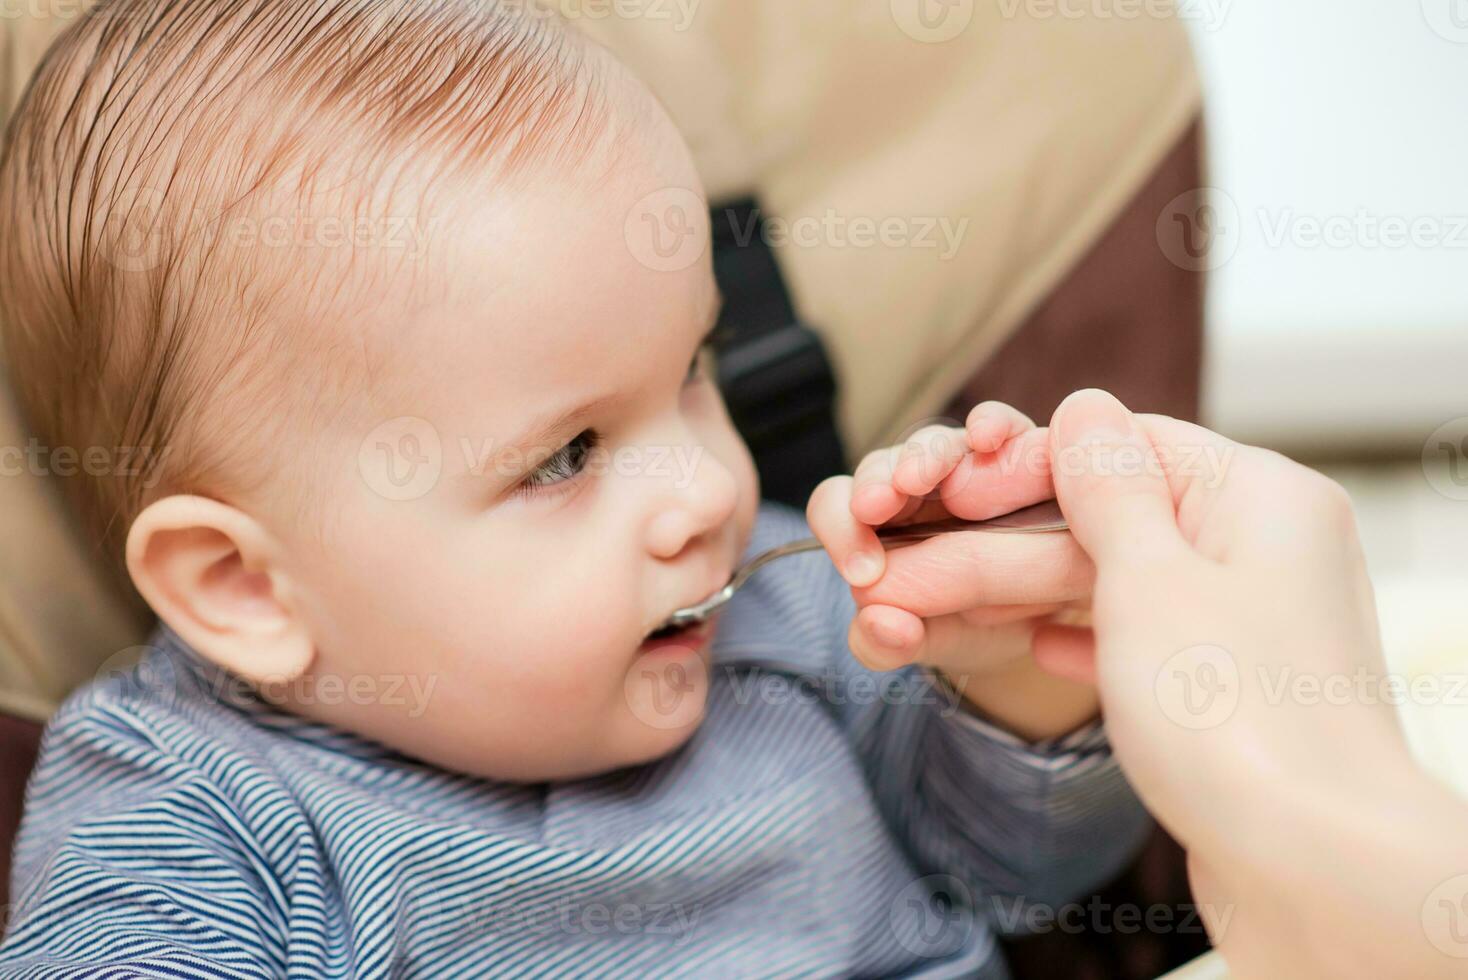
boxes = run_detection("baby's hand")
[807,402,1098,739]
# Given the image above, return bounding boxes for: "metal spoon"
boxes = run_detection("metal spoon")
[648,499,1069,637]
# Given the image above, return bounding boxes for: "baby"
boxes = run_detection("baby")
[0,1,1146,976]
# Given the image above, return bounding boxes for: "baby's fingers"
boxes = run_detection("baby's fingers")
[892,425,968,498]
[808,475,886,587]
[848,604,924,671]
[850,447,906,526]
[966,401,1037,454]
[940,425,1053,521]
[1032,623,1097,686]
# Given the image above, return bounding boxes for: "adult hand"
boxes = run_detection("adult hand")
[807,402,1098,740]
[1038,388,1468,979]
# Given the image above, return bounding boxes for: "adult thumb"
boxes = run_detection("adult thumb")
[1049,389,1185,568]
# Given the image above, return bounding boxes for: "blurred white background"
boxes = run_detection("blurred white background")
[1186,0,1468,794]
[1192,0,1468,452]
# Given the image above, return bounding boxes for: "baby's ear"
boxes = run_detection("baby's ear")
[126,496,314,683]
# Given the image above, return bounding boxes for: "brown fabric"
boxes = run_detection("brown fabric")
[943,119,1207,428]
[1002,826,1212,980]
[0,711,42,916]
[944,120,1210,980]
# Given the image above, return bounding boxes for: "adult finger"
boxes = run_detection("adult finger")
[1049,389,1188,569]
[852,530,1094,616]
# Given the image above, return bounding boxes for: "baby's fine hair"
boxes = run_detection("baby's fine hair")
[0,0,611,566]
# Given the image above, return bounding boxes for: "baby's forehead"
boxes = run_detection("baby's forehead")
[359,177,712,387]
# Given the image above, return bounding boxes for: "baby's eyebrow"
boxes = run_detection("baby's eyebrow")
[498,393,621,467]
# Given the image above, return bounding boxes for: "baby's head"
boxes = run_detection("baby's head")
[0,0,758,780]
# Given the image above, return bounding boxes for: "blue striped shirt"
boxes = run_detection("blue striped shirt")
[0,502,1148,978]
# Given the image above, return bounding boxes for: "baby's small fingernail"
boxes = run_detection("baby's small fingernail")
[844,551,883,586]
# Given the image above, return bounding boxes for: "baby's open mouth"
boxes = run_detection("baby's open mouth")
[644,621,693,643]
[642,611,718,647]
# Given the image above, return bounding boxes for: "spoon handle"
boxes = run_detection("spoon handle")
[872,499,1069,547]
[655,501,1072,633]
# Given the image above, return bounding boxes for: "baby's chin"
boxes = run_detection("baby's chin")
[471,697,709,784]
[526,631,716,780]
[619,634,713,744]
[404,650,713,783]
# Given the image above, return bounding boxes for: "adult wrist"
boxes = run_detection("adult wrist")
[1241,756,1468,977]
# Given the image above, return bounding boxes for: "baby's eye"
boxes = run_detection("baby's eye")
[514,429,600,499]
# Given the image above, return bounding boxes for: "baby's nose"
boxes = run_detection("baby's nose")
[644,453,738,560]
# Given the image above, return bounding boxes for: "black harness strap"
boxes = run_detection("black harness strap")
[709,198,847,508]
